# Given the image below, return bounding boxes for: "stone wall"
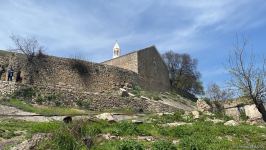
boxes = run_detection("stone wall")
[102,52,138,73]
[137,47,170,91]
[224,103,262,120]
[0,81,17,97]
[102,46,170,91]
[1,54,140,93]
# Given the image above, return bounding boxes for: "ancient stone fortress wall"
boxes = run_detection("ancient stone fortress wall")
[103,46,170,91]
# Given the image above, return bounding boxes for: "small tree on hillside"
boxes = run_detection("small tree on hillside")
[10,35,45,62]
[206,83,233,101]
[10,35,47,84]
[162,51,204,95]
[228,35,266,121]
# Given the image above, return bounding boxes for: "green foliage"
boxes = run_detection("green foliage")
[38,124,87,150]
[109,121,149,136]
[152,110,186,124]
[14,87,36,99]
[76,99,91,109]
[152,140,177,150]
[1,118,266,150]
[239,110,248,121]
[162,51,204,95]
[132,85,141,97]
[118,140,144,150]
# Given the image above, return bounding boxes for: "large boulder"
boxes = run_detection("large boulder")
[191,111,200,119]
[196,99,211,112]
[244,104,262,119]
[96,113,115,122]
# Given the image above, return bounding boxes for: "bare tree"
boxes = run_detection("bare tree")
[10,35,47,84]
[228,35,266,121]
[206,83,233,101]
[10,35,45,62]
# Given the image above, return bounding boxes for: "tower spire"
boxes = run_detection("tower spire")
[113,41,120,58]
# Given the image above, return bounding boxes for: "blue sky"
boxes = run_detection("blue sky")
[0,0,266,90]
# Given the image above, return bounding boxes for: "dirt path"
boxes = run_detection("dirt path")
[0,104,69,122]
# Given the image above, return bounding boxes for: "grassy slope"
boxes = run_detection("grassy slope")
[1,117,265,150]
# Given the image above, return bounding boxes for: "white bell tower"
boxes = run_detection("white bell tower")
[113,41,120,58]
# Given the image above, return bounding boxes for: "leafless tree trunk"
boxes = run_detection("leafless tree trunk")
[228,35,266,121]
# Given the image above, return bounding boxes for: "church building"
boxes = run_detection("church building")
[102,42,170,91]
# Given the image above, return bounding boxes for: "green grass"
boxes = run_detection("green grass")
[1,116,265,150]
[0,119,60,139]
[0,99,88,116]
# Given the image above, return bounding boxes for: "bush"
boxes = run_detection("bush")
[14,87,36,99]
[152,140,177,150]
[132,85,141,97]
[118,140,144,150]
[76,99,90,109]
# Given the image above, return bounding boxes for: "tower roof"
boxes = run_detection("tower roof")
[113,41,120,50]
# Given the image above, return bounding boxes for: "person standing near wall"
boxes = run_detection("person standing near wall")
[0,65,3,80]
[7,67,14,81]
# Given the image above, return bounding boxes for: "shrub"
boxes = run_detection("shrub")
[14,87,36,99]
[36,96,44,104]
[152,140,177,150]
[76,99,90,109]
[118,140,144,150]
[132,85,141,97]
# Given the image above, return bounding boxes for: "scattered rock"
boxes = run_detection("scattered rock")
[157,112,174,116]
[101,133,120,140]
[96,113,115,122]
[191,111,200,119]
[172,139,180,145]
[204,111,215,116]
[244,104,262,119]
[14,130,27,136]
[128,92,135,97]
[258,125,265,128]
[162,122,192,127]
[196,99,211,112]
[224,120,239,126]
[83,136,93,149]
[206,118,224,124]
[11,133,50,150]
[140,96,150,101]
[120,88,129,97]
[137,136,154,142]
[132,120,143,124]
[225,135,233,141]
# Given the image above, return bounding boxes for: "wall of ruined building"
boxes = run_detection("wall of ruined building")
[224,103,262,120]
